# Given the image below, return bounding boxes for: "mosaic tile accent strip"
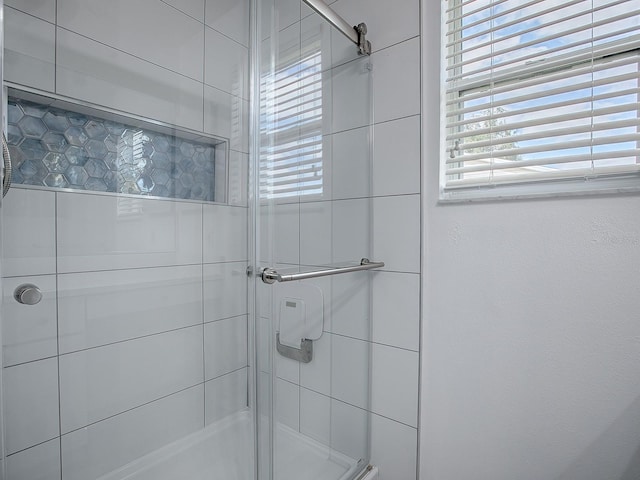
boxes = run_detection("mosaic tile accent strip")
[7,98,220,201]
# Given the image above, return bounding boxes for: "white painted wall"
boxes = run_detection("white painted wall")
[420,2,640,479]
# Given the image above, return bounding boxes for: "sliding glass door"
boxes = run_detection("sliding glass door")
[254,1,376,479]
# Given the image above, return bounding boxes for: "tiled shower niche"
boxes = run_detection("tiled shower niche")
[7,97,226,202]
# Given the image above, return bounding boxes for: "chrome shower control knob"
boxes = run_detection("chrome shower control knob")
[14,284,43,305]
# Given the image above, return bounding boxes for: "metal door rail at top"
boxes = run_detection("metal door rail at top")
[302,0,372,55]
[261,258,384,284]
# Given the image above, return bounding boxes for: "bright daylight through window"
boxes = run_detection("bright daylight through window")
[260,47,324,200]
[442,0,640,200]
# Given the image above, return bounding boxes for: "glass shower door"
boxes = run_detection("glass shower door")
[0,1,252,479]
[254,2,375,479]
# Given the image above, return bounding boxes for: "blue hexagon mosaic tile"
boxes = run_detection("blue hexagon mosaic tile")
[7,98,219,201]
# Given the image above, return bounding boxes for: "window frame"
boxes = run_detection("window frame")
[440,0,640,202]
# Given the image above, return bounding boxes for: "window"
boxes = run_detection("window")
[443,0,640,200]
[260,44,324,200]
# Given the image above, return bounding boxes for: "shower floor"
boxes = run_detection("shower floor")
[98,410,359,480]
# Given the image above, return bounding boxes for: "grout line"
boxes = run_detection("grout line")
[203,76,250,102]
[365,112,421,129]
[4,260,246,278]
[5,436,61,458]
[60,383,205,436]
[322,330,420,354]
[55,25,204,85]
[369,411,418,432]
[275,192,421,206]
[202,259,249,267]
[58,365,248,439]
[4,5,55,25]
[54,263,204,276]
[322,112,421,138]
[9,183,237,207]
[159,0,203,24]
[370,34,421,56]
[204,23,251,54]
[204,313,249,326]
[58,323,204,357]
[3,354,59,370]
[204,365,248,384]
[2,260,250,280]
[274,380,420,432]
[202,0,207,133]
[416,0,425,475]
[160,0,250,49]
[201,203,206,427]
[54,191,63,480]
[54,0,58,95]
[56,23,249,101]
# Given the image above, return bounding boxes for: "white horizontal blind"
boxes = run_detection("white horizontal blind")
[260,46,324,200]
[443,0,640,198]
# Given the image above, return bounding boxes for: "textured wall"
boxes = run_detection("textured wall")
[420,2,640,479]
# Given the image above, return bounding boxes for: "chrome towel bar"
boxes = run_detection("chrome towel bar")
[261,258,384,284]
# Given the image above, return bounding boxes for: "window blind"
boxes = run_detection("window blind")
[260,48,324,200]
[443,0,640,198]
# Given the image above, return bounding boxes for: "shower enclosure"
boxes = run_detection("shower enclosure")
[0,0,379,479]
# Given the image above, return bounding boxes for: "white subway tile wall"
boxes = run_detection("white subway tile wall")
[205,27,250,99]
[203,204,248,262]
[57,265,204,353]
[5,0,56,23]
[3,358,60,454]
[2,1,421,480]
[162,0,205,22]
[2,274,57,366]
[204,262,249,321]
[5,0,249,156]
[61,385,205,480]
[56,28,206,132]
[1,188,56,277]
[2,189,249,476]
[299,388,331,445]
[59,326,205,433]
[371,414,419,480]
[5,438,61,480]
[371,37,421,124]
[2,1,250,472]
[372,116,421,197]
[205,367,249,424]
[56,192,203,272]
[265,0,421,478]
[204,316,248,380]
[331,126,371,200]
[329,399,368,462]
[58,0,205,80]
[205,0,250,47]
[4,8,55,92]
[276,377,300,430]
